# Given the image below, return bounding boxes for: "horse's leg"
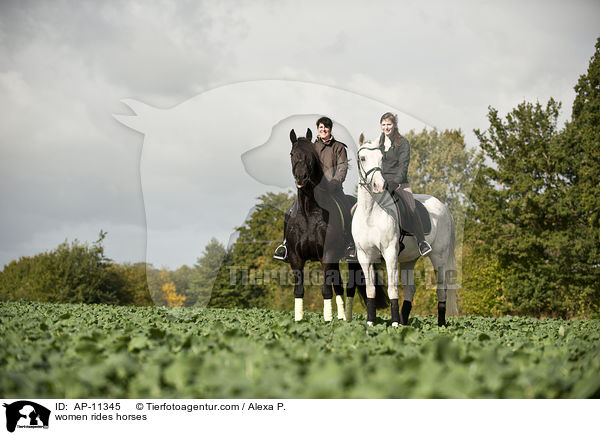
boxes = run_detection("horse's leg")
[329,263,346,320]
[430,252,449,327]
[399,259,419,325]
[345,262,363,322]
[358,250,377,326]
[321,263,338,322]
[382,244,400,326]
[291,260,305,322]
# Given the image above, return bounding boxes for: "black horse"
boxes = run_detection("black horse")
[286,128,386,321]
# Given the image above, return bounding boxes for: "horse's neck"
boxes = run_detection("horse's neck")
[297,189,319,215]
[357,184,380,215]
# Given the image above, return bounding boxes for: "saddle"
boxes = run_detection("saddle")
[400,199,431,236]
[372,191,431,236]
[295,189,354,234]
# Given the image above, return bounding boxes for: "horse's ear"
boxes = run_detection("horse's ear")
[290,129,297,145]
[359,132,365,145]
[306,128,312,141]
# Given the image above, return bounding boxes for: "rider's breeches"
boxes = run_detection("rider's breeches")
[393,184,426,245]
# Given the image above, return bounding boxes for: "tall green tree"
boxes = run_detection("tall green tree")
[188,238,232,307]
[558,37,600,315]
[467,38,600,318]
[469,98,569,316]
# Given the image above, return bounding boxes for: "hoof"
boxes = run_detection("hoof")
[391,322,399,327]
[367,321,374,327]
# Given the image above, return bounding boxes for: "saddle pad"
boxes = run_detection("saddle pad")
[372,191,431,236]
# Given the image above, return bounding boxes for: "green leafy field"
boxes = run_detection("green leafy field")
[1,301,599,398]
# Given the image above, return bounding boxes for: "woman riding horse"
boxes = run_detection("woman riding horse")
[354,134,458,327]
[379,112,432,257]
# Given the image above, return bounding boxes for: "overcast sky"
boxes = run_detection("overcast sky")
[1,0,598,269]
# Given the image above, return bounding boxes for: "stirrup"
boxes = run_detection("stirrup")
[273,243,288,261]
[419,241,432,257]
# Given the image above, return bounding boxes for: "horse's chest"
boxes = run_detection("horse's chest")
[289,214,327,250]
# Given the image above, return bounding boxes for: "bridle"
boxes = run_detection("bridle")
[291,139,319,189]
[357,145,383,191]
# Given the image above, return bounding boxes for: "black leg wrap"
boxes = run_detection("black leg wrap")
[438,301,446,327]
[390,299,400,324]
[366,298,376,323]
[400,300,412,326]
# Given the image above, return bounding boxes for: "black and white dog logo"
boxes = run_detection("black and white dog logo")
[3,401,50,433]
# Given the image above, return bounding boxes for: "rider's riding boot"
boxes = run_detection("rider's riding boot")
[418,240,432,257]
[273,240,288,262]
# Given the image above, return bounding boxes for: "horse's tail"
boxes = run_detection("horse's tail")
[445,210,459,316]
[350,262,389,309]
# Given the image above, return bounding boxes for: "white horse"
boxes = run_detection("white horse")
[351,134,458,326]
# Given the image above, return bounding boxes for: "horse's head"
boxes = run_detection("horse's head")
[357,133,385,194]
[289,128,322,189]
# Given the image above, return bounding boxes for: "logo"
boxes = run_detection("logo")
[3,401,50,433]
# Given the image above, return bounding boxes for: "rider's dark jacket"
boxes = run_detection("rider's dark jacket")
[313,136,348,191]
[378,131,410,191]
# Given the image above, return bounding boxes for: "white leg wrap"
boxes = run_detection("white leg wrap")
[345,297,354,322]
[336,295,346,320]
[294,298,303,322]
[323,299,333,322]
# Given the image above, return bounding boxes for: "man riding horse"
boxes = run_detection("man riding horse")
[274,116,355,261]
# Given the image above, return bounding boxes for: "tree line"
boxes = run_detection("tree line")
[2,39,599,318]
